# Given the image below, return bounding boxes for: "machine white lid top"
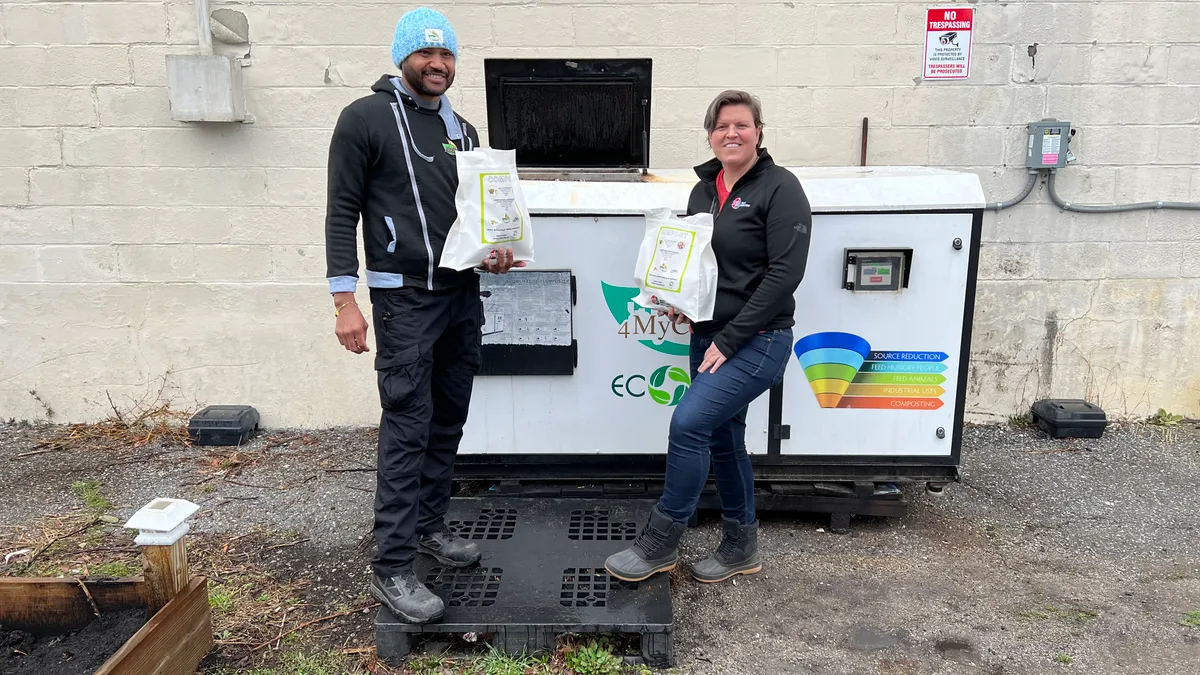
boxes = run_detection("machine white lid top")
[519,165,987,215]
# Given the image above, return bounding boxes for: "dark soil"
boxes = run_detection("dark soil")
[2,609,147,675]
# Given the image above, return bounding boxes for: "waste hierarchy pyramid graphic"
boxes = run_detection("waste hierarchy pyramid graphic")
[794,332,948,410]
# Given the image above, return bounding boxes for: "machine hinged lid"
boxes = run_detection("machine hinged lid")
[484,58,652,172]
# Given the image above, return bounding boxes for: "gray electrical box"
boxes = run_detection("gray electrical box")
[165,54,249,123]
[1026,119,1070,169]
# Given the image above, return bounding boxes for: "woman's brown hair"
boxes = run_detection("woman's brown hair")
[702,90,765,148]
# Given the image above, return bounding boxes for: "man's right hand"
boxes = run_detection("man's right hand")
[334,295,370,354]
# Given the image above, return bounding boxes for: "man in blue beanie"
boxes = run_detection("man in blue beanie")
[324,6,522,624]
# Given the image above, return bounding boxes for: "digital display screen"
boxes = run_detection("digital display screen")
[859,262,893,287]
[854,255,903,291]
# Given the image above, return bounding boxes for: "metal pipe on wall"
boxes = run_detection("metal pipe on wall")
[860,117,868,167]
[196,0,212,54]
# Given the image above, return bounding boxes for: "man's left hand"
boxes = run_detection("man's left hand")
[698,342,727,374]
[478,248,526,274]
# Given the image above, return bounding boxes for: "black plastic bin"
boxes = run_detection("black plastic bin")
[188,405,260,446]
[1031,399,1107,439]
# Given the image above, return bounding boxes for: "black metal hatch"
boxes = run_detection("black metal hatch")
[483,58,652,173]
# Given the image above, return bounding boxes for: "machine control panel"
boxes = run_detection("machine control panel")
[478,269,577,376]
[843,249,912,292]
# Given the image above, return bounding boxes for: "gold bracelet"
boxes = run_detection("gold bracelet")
[334,301,357,317]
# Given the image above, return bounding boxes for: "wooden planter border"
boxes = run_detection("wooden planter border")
[95,576,213,675]
[0,576,213,675]
[0,577,147,633]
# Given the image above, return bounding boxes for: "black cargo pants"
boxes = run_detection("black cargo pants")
[369,280,483,577]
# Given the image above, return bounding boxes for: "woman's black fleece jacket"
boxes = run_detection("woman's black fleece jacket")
[685,148,813,358]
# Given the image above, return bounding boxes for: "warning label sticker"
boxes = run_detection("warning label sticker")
[923,7,974,80]
[1041,129,1062,165]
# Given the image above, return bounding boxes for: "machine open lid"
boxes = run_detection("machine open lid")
[483,58,652,177]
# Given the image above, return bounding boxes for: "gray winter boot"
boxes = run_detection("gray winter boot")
[604,505,687,582]
[690,517,761,583]
[418,525,482,568]
[369,571,445,624]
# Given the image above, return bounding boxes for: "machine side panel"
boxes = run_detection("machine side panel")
[778,211,974,457]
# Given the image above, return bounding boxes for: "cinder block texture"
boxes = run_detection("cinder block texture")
[0,87,96,126]
[3,3,166,45]
[0,168,29,206]
[2,1,1200,424]
[0,46,130,86]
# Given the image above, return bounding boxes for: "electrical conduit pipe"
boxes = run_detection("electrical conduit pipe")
[1047,169,1200,213]
[986,171,1039,211]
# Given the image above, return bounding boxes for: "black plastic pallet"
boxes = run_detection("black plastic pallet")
[376,497,673,667]
[478,480,910,533]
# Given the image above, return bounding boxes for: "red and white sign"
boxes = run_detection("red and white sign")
[923,7,973,80]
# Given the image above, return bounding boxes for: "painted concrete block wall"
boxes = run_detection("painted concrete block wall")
[1,0,1198,426]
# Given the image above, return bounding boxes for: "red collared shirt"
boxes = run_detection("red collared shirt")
[715,169,731,211]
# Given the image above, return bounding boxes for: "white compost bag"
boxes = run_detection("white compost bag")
[439,147,535,271]
[632,208,718,323]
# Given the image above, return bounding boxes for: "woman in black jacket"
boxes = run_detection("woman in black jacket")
[606,90,812,584]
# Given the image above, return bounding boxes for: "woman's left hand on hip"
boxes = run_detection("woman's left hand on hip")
[698,342,727,374]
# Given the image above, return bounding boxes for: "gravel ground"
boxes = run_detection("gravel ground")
[673,423,1200,675]
[2,421,1199,674]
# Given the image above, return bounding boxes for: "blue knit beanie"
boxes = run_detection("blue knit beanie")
[391,7,458,67]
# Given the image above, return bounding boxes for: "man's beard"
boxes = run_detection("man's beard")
[401,61,454,97]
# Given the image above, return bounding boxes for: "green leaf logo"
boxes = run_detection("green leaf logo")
[600,281,689,357]
[648,365,690,406]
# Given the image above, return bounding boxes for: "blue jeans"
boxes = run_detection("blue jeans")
[657,328,792,526]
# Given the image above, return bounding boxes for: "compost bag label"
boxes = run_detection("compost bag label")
[480,172,523,244]
[645,226,695,292]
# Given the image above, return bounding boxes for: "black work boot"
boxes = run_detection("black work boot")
[369,571,445,624]
[418,525,482,568]
[604,505,687,582]
[690,517,761,583]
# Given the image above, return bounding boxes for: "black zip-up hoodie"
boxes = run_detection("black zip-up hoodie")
[686,148,813,357]
[325,75,481,294]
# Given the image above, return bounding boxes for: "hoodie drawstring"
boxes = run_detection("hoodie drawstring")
[391,90,435,163]
[388,87,474,157]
